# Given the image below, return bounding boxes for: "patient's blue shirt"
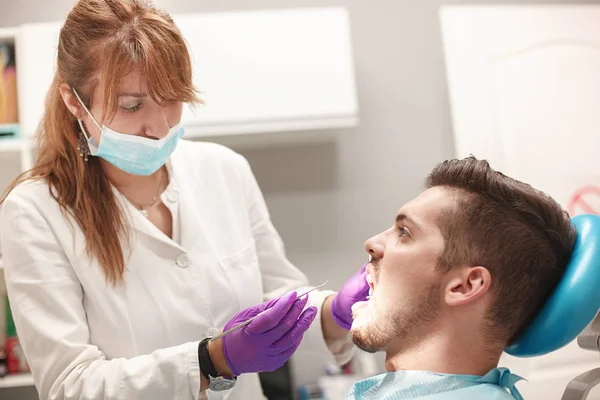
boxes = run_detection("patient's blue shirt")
[345,367,524,399]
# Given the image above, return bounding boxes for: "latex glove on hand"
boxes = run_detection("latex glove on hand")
[222,291,317,376]
[331,263,370,330]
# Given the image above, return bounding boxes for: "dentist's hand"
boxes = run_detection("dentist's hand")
[330,263,370,330]
[221,291,317,376]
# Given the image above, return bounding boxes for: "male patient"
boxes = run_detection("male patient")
[347,156,576,399]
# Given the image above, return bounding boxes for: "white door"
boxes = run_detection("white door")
[440,5,600,400]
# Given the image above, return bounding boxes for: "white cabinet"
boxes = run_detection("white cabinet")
[440,5,600,399]
[175,8,358,136]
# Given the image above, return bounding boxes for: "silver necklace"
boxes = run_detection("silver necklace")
[138,191,161,218]
[129,173,164,218]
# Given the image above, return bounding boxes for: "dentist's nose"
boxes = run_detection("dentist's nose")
[145,110,170,140]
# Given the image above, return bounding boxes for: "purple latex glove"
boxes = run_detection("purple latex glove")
[222,291,317,376]
[331,263,370,330]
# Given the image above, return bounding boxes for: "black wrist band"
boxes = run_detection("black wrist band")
[198,338,219,380]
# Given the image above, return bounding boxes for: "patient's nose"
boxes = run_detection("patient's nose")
[364,234,384,260]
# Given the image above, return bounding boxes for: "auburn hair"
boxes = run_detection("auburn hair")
[425,156,576,344]
[1,0,200,285]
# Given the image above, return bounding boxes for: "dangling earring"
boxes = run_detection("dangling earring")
[76,119,90,162]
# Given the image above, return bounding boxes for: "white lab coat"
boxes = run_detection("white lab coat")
[0,140,353,400]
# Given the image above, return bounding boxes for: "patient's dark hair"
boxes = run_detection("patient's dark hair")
[426,156,576,345]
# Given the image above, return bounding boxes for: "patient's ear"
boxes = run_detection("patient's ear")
[444,266,491,306]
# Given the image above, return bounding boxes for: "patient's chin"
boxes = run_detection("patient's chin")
[350,324,388,353]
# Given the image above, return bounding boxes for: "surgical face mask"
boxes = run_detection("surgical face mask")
[72,88,184,176]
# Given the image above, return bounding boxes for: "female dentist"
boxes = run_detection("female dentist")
[0,1,369,399]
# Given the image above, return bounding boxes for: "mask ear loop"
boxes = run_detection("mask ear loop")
[71,87,103,137]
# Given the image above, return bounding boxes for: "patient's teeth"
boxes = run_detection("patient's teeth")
[366,274,374,297]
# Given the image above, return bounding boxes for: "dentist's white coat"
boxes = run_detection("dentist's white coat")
[0,140,353,400]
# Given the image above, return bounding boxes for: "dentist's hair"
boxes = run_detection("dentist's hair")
[1,0,200,286]
[425,156,577,345]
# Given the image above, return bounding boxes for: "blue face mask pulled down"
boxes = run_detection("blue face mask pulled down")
[72,88,184,176]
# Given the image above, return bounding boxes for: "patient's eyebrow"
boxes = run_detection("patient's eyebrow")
[396,213,422,232]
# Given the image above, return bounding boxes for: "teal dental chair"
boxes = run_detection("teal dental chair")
[506,214,600,400]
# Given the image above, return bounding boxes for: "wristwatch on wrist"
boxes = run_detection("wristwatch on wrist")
[198,337,237,391]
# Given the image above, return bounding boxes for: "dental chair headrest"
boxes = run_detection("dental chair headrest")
[505,214,600,357]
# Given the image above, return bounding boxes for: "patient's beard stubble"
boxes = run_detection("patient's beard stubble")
[350,283,441,354]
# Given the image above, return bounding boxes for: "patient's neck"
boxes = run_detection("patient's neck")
[384,317,503,376]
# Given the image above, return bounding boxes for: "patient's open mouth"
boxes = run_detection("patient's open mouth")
[366,273,375,300]
[351,273,375,321]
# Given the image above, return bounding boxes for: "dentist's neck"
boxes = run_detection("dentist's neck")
[102,161,168,207]
[384,317,503,376]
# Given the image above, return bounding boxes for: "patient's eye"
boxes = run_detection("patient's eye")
[398,227,410,239]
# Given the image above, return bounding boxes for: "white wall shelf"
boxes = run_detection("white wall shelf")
[0,140,21,153]
[0,373,34,388]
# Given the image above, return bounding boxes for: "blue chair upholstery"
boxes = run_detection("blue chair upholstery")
[505,214,600,357]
